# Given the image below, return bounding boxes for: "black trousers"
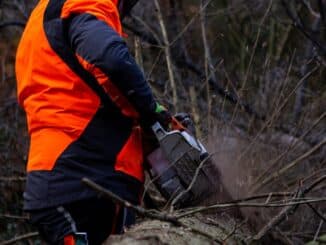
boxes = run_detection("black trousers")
[28,197,135,245]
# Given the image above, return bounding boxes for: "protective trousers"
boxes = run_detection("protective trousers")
[28,197,135,245]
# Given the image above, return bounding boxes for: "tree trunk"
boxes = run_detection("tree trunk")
[105,214,248,245]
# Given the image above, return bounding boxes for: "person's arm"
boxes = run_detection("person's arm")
[67,13,157,117]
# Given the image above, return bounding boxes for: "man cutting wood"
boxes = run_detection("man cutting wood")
[16,0,171,244]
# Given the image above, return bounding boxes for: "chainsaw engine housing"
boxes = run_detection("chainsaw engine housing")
[146,122,216,207]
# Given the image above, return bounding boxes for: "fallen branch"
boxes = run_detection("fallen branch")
[82,178,179,225]
[0,232,39,245]
[82,178,222,244]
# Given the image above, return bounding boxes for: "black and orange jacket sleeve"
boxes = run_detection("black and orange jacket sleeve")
[67,13,157,117]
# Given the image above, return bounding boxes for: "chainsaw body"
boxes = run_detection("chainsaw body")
[146,121,215,207]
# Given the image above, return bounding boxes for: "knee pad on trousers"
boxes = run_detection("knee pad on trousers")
[64,233,88,245]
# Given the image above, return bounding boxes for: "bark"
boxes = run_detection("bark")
[105,215,248,245]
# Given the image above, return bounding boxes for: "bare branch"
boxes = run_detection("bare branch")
[176,197,326,219]
[254,139,326,190]
[170,154,212,209]
[251,175,326,241]
[154,0,178,110]
[200,0,215,130]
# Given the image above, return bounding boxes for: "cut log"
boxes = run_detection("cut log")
[105,214,249,245]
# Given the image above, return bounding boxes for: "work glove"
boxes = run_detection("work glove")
[141,103,171,157]
[141,102,172,130]
[151,103,172,129]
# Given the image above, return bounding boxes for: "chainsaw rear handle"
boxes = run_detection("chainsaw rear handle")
[171,117,186,131]
[151,116,186,135]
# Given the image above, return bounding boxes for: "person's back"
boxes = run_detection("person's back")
[16,0,170,244]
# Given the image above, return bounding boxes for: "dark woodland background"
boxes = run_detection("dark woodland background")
[0,0,325,244]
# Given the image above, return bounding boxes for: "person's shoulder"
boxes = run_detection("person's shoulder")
[62,0,121,34]
[61,0,118,17]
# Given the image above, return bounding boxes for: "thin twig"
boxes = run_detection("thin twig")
[250,190,302,242]
[255,139,326,189]
[236,66,319,173]
[242,0,273,98]
[178,176,326,220]
[250,175,326,241]
[230,0,273,125]
[0,214,28,220]
[0,177,26,182]
[313,220,324,242]
[251,112,326,191]
[305,175,326,193]
[169,0,213,47]
[176,197,326,219]
[130,14,163,47]
[222,218,247,243]
[126,11,265,122]
[154,0,178,110]
[82,178,179,224]
[307,203,326,223]
[170,154,212,209]
[142,150,189,202]
[200,0,215,130]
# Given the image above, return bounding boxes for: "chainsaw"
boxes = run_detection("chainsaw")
[145,115,216,208]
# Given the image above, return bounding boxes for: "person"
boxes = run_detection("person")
[15,0,171,244]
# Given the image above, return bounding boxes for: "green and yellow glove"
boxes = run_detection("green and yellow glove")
[152,103,172,129]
